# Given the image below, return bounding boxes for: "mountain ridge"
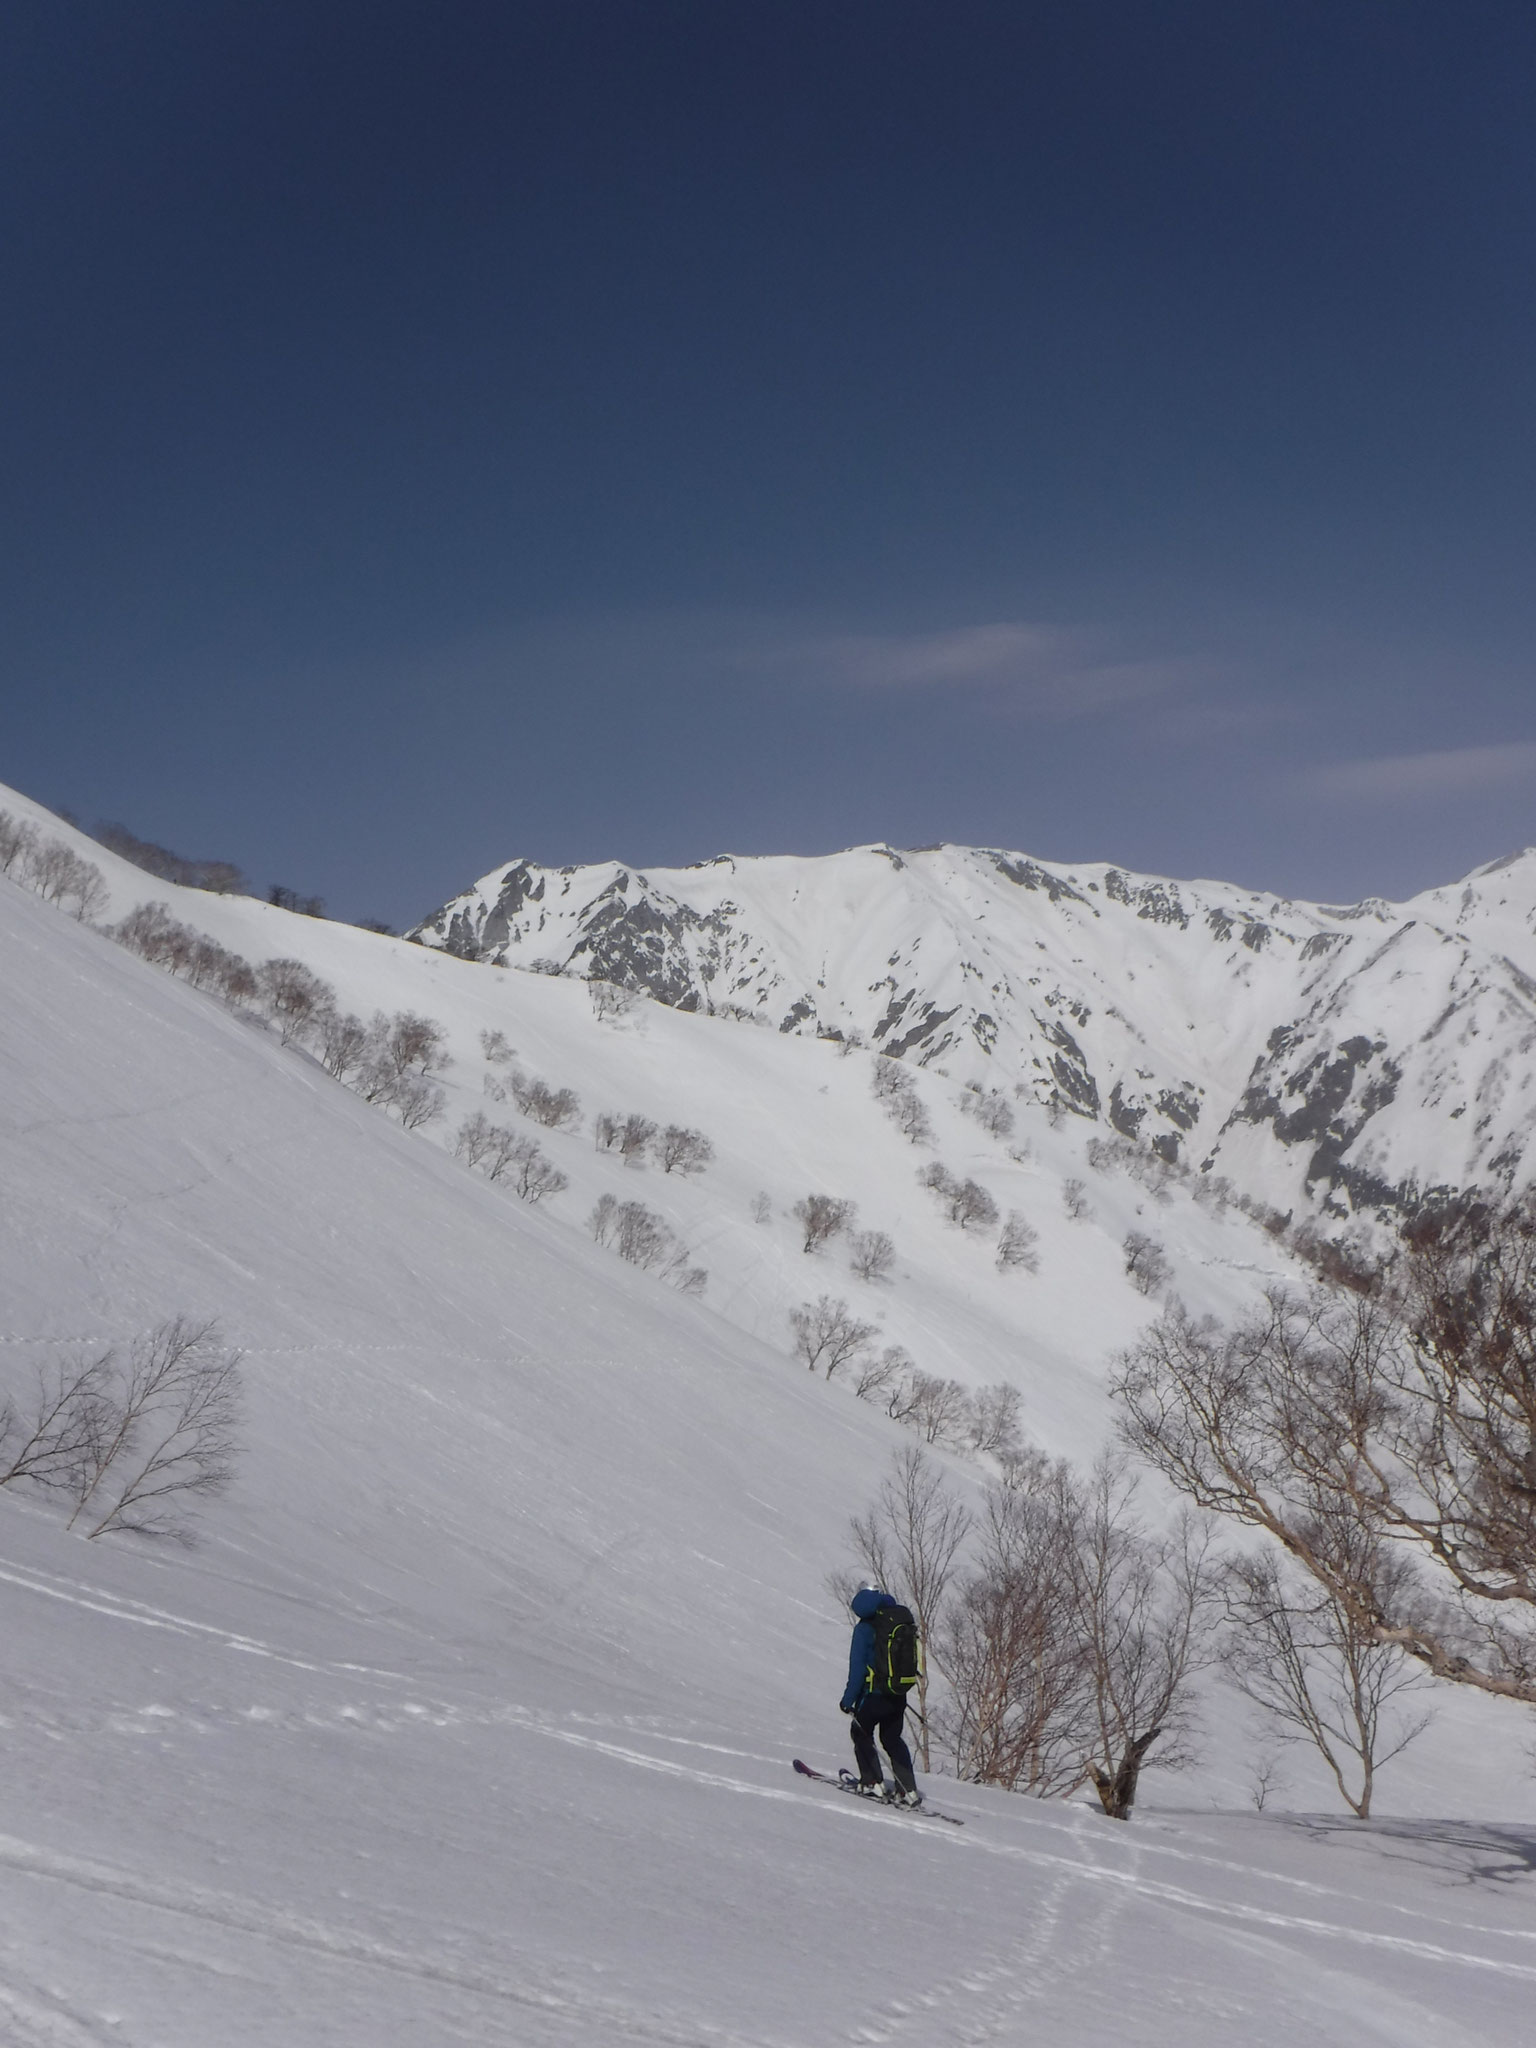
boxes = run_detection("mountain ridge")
[410,838,1536,1217]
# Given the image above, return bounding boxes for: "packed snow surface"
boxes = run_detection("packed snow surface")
[3,788,1536,2043]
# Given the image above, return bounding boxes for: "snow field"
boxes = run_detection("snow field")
[2,788,1536,2041]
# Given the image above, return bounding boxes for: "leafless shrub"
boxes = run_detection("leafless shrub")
[853,1344,910,1401]
[588,979,639,1022]
[849,1229,896,1284]
[996,1212,1039,1273]
[1,1351,114,1492]
[659,1125,714,1176]
[871,1057,908,1102]
[610,1113,658,1163]
[93,821,245,894]
[0,1319,242,1544]
[18,835,108,920]
[836,1028,866,1057]
[967,1383,1024,1459]
[1221,1545,1432,1818]
[1123,1231,1171,1295]
[1062,1177,1092,1221]
[390,1073,446,1129]
[267,885,326,917]
[1113,1197,1536,1712]
[0,811,37,874]
[513,1075,582,1130]
[455,1111,499,1168]
[314,1007,372,1081]
[505,1134,568,1202]
[793,1194,857,1255]
[589,1193,619,1246]
[872,1058,933,1144]
[962,1087,1015,1139]
[939,1450,1093,1793]
[114,901,191,970]
[788,1295,877,1379]
[750,1191,773,1225]
[373,1011,450,1082]
[905,1371,974,1450]
[920,1164,999,1232]
[608,1201,678,1269]
[256,958,335,1045]
[64,1317,242,1542]
[954,1455,1215,1818]
[849,1448,973,1766]
[479,1028,517,1064]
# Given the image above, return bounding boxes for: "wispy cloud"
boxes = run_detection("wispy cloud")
[781,621,1211,719]
[1299,742,1536,802]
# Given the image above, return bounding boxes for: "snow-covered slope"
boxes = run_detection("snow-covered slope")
[5,812,1536,2044]
[412,840,1536,1216]
[5,794,1536,2042]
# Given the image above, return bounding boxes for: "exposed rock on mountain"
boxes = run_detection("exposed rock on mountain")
[412,842,1536,1216]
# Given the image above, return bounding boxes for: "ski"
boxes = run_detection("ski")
[791,1758,965,1825]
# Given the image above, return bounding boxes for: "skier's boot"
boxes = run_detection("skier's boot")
[856,1779,889,1800]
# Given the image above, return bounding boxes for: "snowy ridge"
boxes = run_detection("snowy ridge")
[411,840,1536,1216]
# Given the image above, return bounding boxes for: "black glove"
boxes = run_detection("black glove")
[840,1703,853,1715]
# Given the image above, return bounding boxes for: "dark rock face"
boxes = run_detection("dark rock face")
[1227,1031,1407,1209]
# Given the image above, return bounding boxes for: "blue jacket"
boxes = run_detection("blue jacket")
[841,1588,897,1711]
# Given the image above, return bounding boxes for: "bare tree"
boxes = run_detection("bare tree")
[996,1212,1039,1273]
[939,1452,1093,1793]
[1067,1460,1215,1819]
[391,1073,446,1129]
[788,1295,877,1379]
[505,1134,568,1203]
[871,1057,908,1103]
[659,1125,714,1176]
[589,1193,619,1246]
[310,1007,369,1081]
[0,811,36,874]
[479,1028,516,1064]
[849,1448,973,1767]
[873,1060,933,1145]
[853,1344,910,1402]
[961,1087,1015,1139]
[1222,1545,1433,1819]
[589,980,639,1022]
[455,1112,499,1169]
[1113,1201,1536,1711]
[603,1201,679,1270]
[1062,1177,1092,1221]
[849,1229,896,1284]
[905,1372,973,1450]
[750,1191,773,1225]
[0,1351,113,1491]
[921,1165,998,1232]
[1122,1231,1171,1295]
[512,1076,582,1130]
[374,1012,450,1081]
[256,958,335,1046]
[793,1194,857,1255]
[967,1382,1024,1459]
[54,1318,243,1543]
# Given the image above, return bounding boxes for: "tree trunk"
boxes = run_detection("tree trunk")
[1087,1725,1162,1821]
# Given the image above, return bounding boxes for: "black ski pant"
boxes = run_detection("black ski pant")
[850,1692,916,1794]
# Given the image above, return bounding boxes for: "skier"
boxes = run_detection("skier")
[840,1582,922,1806]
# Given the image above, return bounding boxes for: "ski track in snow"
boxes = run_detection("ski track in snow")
[0,1835,786,2048]
[8,1550,1536,1981]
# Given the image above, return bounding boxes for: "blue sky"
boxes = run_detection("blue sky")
[3,1,1534,926]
